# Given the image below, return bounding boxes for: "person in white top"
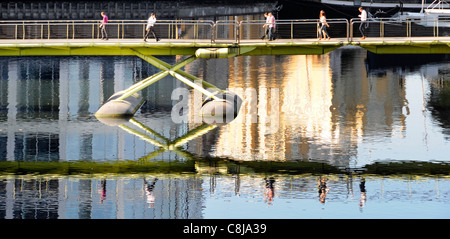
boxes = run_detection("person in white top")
[263,12,276,41]
[144,13,160,42]
[358,7,368,39]
[318,10,330,40]
[260,12,269,40]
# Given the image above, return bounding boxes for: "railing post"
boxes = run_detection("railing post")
[436,20,439,37]
[406,19,411,39]
[235,21,239,44]
[291,21,293,41]
[346,19,349,42]
[350,19,353,41]
[379,19,382,38]
[211,22,215,43]
[168,21,171,40]
[316,20,319,39]
[237,21,241,44]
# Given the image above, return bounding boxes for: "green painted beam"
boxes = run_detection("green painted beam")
[351,40,450,54]
[1,40,450,56]
[0,41,345,56]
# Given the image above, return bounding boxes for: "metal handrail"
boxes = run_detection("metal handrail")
[0,20,216,41]
[350,18,450,40]
[1,18,450,43]
[239,18,349,41]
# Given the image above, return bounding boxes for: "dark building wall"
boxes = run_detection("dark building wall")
[0,1,277,20]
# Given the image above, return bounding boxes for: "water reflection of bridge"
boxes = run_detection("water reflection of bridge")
[2,48,448,167]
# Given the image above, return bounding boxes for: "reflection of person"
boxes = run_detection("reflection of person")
[144,178,158,208]
[98,179,107,203]
[100,12,108,40]
[144,13,160,42]
[359,178,367,208]
[264,177,275,205]
[318,10,330,40]
[358,7,368,39]
[317,176,328,204]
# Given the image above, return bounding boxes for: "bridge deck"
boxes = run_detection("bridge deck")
[1,37,450,56]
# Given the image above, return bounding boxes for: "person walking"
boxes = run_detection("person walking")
[264,12,276,41]
[318,10,330,40]
[144,13,160,42]
[100,12,108,40]
[260,12,269,40]
[358,7,368,39]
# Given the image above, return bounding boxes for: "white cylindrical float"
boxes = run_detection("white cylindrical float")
[195,48,236,59]
[200,91,242,124]
[95,90,145,126]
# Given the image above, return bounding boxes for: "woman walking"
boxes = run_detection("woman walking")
[100,12,108,40]
[318,10,330,40]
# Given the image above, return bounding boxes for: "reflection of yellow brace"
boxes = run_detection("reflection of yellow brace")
[116,117,217,162]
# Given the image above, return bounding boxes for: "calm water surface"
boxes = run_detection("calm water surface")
[0,46,449,218]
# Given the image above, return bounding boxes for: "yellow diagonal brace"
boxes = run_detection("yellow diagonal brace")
[116,55,197,101]
[132,49,224,93]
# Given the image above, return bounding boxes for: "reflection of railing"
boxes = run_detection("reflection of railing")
[2,18,450,43]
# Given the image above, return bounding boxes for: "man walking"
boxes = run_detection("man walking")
[100,12,108,40]
[144,13,160,42]
[358,7,368,39]
[264,12,276,41]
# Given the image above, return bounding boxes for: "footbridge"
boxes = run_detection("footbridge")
[1,18,449,120]
[1,18,450,56]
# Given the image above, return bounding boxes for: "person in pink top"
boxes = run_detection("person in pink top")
[100,12,108,40]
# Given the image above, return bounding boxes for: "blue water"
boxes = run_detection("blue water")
[1,174,448,219]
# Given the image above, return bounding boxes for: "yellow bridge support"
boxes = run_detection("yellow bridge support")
[95,47,243,122]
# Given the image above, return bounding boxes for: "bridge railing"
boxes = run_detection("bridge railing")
[1,18,450,43]
[0,20,216,42]
[214,20,239,43]
[350,18,450,40]
[238,19,350,42]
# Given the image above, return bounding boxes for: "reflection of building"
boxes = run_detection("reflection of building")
[0,176,204,219]
[0,56,188,162]
[201,47,409,167]
[0,1,274,20]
